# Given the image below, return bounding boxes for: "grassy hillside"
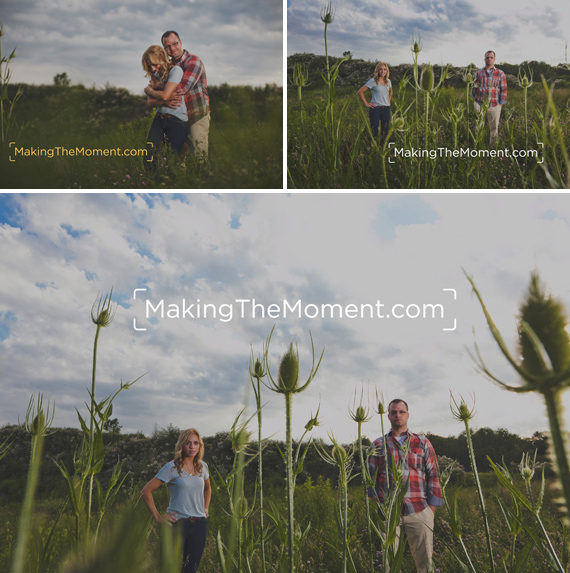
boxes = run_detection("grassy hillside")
[1,82,283,189]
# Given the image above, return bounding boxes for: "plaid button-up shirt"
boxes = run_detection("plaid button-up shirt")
[368,430,443,516]
[472,67,507,107]
[175,50,210,125]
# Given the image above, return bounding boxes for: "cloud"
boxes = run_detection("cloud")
[2,193,570,444]
[2,0,282,92]
[288,0,570,66]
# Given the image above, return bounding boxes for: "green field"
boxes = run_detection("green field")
[1,423,567,573]
[287,55,570,190]
[1,83,283,189]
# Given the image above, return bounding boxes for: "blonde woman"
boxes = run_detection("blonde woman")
[141,428,211,573]
[141,45,188,160]
[358,62,393,142]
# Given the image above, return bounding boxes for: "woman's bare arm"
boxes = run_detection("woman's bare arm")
[204,478,211,516]
[358,85,375,108]
[140,477,177,525]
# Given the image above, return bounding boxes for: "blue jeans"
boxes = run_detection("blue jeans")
[177,518,207,573]
[369,106,390,140]
[146,114,189,163]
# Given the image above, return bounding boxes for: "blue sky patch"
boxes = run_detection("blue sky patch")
[61,224,89,238]
[373,196,439,241]
[0,311,16,341]
[0,194,22,227]
[229,213,241,229]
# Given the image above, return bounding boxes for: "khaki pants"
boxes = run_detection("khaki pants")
[188,113,210,158]
[386,506,434,573]
[474,102,502,145]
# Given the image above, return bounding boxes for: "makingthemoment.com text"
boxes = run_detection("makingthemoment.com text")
[143,298,447,323]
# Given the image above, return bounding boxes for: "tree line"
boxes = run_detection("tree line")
[287,52,570,90]
[0,422,549,503]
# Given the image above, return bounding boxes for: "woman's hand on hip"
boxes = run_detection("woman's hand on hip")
[155,512,178,526]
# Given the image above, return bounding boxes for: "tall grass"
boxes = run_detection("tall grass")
[2,82,282,189]
[287,11,570,189]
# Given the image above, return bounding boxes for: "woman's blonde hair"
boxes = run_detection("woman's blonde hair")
[142,45,173,84]
[173,428,205,476]
[373,62,390,84]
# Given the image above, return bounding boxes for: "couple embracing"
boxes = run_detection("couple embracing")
[141,31,210,164]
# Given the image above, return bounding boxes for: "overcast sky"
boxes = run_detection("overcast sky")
[2,0,282,93]
[288,0,570,68]
[2,193,570,445]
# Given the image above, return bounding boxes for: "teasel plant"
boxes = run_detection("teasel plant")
[488,452,567,572]
[410,33,422,152]
[0,427,13,461]
[316,434,357,573]
[462,65,475,119]
[516,67,534,151]
[213,408,259,573]
[349,385,374,571]
[55,290,141,544]
[249,339,269,573]
[264,328,324,573]
[442,102,465,187]
[290,62,311,126]
[415,62,449,187]
[264,407,320,571]
[465,270,570,524]
[374,389,389,488]
[436,458,478,573]
[318,2,353,173]
[450,393,495,573]
[12,393,55,573]
[536,78,570,189]
[370,440,410,573]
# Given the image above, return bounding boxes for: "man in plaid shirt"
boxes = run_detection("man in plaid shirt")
[368,399,443,573]
[472,50,507,145]
[160,31,210,158]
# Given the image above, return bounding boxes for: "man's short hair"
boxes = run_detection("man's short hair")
[485,50,495,57]
[388,399,409,412]
[162,30,180,42]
